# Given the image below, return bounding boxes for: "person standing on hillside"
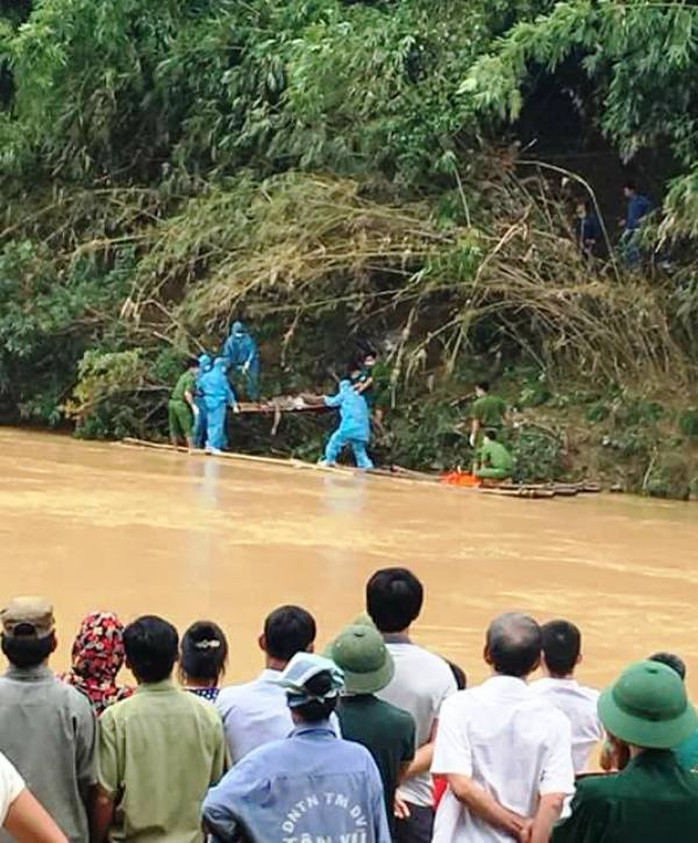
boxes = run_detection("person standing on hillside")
[621,181,653,266]
[328,623,416,838]
[469,382,507,449]
[222,321,260,401]
[168,357,199,452]
[366,568,457,843]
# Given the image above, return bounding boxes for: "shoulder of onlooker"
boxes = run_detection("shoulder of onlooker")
[375,696,417,728]
[573,772,620,801]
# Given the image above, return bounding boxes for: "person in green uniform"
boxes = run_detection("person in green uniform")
[648,652,698,773]
[552,660,698,843]
[353,350,391,426]
[474,429,514,481]
[168,357,199,452]
[469,381,507,448]
[326,623,416,839]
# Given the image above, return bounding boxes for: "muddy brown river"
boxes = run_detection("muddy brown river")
[0,430,696,699]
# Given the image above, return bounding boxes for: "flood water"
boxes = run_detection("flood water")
[1,429,697,697]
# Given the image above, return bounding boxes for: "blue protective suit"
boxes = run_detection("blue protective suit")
[200,358,237,452]
[622,193,654,266]
[323,379,373,469]
[221,320,260,400]
[193,354,213,449]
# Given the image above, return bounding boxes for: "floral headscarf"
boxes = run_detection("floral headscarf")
[60,611,134,715]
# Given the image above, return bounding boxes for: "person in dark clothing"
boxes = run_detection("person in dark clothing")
[327,624,416,836]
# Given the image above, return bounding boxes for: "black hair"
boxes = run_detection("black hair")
[487,613,542,678]
[180,621,228,684]
[624,180,637,192]
[484,428,498,441]
[541,620,581,677]
[445,659,467,691]
[264,606,316,662]
[476,381,490,392]
[124,615,179,684]
[292,671,338,723]
[366,567,424,633]
[1,632,55,669]
[649,651,686,682]
[186,356,200,369]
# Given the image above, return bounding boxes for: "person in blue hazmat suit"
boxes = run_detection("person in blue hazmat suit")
[200,357,239,454]
[303,378,373,469]
[192,353,213,449]
[221,321,260,401]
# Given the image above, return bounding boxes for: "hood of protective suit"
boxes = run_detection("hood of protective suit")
[231,320,246,337]
[198,353,212,370]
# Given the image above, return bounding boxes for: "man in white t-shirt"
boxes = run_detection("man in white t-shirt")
[432,612,574,843]
[530,619,603,773]
[366,568,457,843]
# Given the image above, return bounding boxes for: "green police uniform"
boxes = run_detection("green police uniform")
[471,394,507,430]
[475,438,514,480]
[552,751,698,843]
[168,370,196,439]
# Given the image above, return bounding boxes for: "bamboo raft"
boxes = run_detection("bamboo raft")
[118,438,602,499]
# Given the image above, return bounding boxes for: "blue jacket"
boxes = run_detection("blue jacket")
[203,723,391,843]
[222,321,258,369]
[626,194,653,231]
[324,380,371,442]
[200,358,236,410]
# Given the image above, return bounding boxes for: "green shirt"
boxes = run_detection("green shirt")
[171,371,196,403]
[479,439,514,472]
[471,394,507,428]
[98,679,227,843]
[337,694,415,836]
[552,749,698,843]
[676,729,698,772]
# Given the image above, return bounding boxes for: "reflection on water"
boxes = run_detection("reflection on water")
[0,429,696,698]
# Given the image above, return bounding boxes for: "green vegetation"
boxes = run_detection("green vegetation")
[0,0,695,497]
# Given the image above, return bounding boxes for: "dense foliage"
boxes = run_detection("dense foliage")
[0,0,695,493]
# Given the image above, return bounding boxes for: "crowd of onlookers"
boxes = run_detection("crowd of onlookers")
[0,568,696,842]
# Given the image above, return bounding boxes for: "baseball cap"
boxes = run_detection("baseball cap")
[326,624,394,694]
[1,597,55,639]
[599,660,698,749]
[276,653,345,708]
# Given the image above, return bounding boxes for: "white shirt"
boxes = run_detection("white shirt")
[529,677,602,773]
[377,639,457,806]
[0,752,24,827]
[432,675,574,843]
[216,669,340,764]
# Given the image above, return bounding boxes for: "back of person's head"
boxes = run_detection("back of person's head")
[624,180,637,193]
[186,356,199,370]
[366,567,424,633]
[476,381,490,393]
[124,615,178,684]
[293,671,339,722]
[486,612,542,678]
[180,621,228,685]
[649,651,686,682]
[1,596,57,669]
[541,620,581,677]
[446,659,467,691]
[262,606,316,663]
[484,428,498,441]
[280,653,344,723]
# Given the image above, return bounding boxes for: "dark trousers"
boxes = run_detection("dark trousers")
[394,803,434,843]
